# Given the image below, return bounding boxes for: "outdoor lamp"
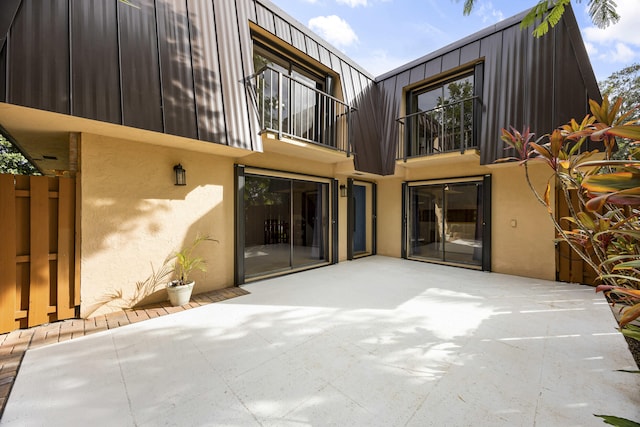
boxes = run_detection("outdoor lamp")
[173,164,186,186]
[339,184,347,197]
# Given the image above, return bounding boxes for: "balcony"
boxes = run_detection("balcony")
[246,66,355,156]
[396,96,479,161]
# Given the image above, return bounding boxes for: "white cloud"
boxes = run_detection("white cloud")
[308,15,359,49]
[584,0,640,47]
[353,49,411,76]
[336,0,368,7]
[584,41,598,57]
[609,42,635,63]
[474,2,505,24]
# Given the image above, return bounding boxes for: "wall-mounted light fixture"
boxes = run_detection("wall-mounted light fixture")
[173,164,186,186]
[339,184,347,197]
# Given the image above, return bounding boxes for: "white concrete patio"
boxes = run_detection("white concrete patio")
[2,256,639,426]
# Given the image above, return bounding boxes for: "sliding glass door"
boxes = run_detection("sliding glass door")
[243,173,330,279]
[406,176,490,269]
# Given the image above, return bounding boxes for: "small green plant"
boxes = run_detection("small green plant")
[169,234,217,287]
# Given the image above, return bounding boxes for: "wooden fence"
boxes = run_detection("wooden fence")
[0,174,78,334]
[555,187,598,285]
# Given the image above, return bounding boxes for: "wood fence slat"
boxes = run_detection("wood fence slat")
[28,176,51,327]
[0,175,17,333]
[57,178,75,318]
[74,174,81,306]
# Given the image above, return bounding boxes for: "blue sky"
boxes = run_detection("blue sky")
[269,0,640,82]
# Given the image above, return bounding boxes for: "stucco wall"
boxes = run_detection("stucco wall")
[375,158,556,281]
[490,162,556,280]
[80,133,236,317]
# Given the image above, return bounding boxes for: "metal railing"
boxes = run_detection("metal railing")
[245,66,355,155]
[396,96,479,161]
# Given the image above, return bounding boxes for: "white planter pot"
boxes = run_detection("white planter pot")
[167,281,195,306]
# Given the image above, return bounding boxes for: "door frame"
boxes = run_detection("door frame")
[347,178,377,260]
[402,174,491,271]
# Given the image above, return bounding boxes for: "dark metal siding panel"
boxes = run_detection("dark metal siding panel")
[555,21,592,128]
[0,0,21,49]
[478,32,503,165]
[157,0,197,139]
[0,44,6,102]
[527,34,555,139]
[71,0,121,124]
[460,41,481,65]
[379,78,400,175]
[352,82,383,174]
[118,0,163,132]
[499,26,527,133]
[214,0,256,150]
[291,27,306,52]
[274,15,291,44]
[236,0,261,150]
[9,0,70,114]
[187,0,226,143]
[408,64,425,85]
[255,3,275,33]
[424,57,442,79]
[441,50,460,72]
[305,36,320,61]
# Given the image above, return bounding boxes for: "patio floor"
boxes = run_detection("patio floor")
[1,256,639,426]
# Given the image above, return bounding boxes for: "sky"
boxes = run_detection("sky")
[268,0,640,83]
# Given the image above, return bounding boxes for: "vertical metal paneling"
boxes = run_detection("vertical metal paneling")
[305,36,320,61]
[352,82,383,174]
[424,57,442,79]
[246,0,257,22]
[460,41,481,65]
[71,0,121,124]
[0,44,6,102]
[214,0,257,150]
[291,27,306,52]
[0,0,22,49]
[441,50,460,71]
[255,3,275,33]
[188,0,225,143]
[236,0,260,150]
[408,64,425,85]
[156,0,197,139]
[555,21,588,127]
[499,26,527,132]
[340,60,356,104]
[318,46,331,68]
[528,34,554,137]
[9,0,70,114]
[479,32,503,165]
[118,0,163,131]
[379,78,399,175]
[274,15,291,43]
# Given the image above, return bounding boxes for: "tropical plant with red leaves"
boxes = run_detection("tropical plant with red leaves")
[498,96,640,335]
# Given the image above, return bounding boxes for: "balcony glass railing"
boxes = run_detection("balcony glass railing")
[246,66,354,155]
[396,96,479,161]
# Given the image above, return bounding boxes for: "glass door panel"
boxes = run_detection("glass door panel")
[443,182,483,265]
[244,176,291,277]
[244,174,330,279]
[408,185,444,261]
[408,180,483,267]
[292,181,328,268]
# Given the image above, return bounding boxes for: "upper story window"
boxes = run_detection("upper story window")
[249,39,352,154]
[398,68,481,160]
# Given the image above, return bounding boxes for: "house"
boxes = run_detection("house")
[0,0,600,326]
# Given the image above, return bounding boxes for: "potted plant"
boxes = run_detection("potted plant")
[167,234,216,306]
